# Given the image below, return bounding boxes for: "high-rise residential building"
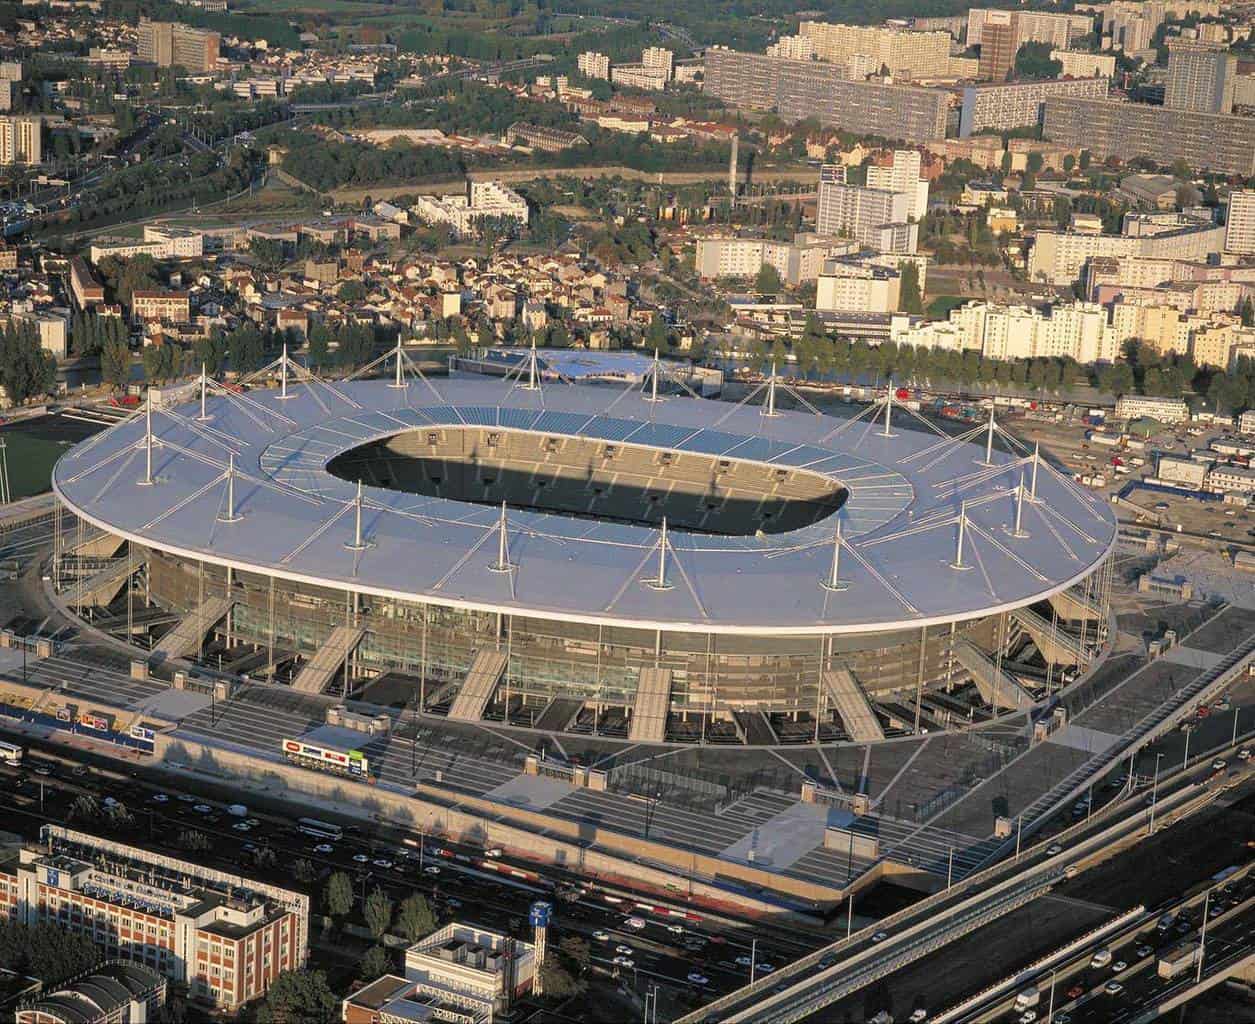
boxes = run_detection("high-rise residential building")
[978,10,1019,82]
[137,19,220,72]
[0,116,40,165]
[816,164,918,253]
[959,77,1108,136]
[798,21,952,78]
[702,49,950,142]
[1050,49,1117,78]
[641,46,675,80]
[0,826,309,1012]
[1225,189,1255,255]
[967,8,1093,49]
[1102,0,1167,54]
[576,51,610,80]
[1165,38,1235,113]
[865,150,929,221]
[1043,95,1255,177]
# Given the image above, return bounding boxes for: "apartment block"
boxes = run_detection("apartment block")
[1226,190,1255,255]
[131,291,190,323]
[865,150,929,221]
[576,51,610,80]
[766,35,815,61]
[610,64,669,90]
[1050,50,1117,78]
[816,165,918,253]
[816,258,902,313]
[1043,97,1255,177]
[0,827,308,1012]
[702,49,950,142]
[695,234,858,285]
[798,21,952,78]
[893,299,1116,362]
[641,47,674,80]
[1029,218,1224,285]
[1165,38,1235,113]
[0,116,40,165]
[959,77,1107,136]
[978,10,1019,83]
[137,20,220,72]
[967,8,1094,49]
[411,180,529,238]
[69,257,105,309]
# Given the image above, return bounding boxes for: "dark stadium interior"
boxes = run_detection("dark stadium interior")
[327,426,848,535]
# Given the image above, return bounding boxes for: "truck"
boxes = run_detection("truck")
[1157,942,1201,980]
[1013,987,1041,1011]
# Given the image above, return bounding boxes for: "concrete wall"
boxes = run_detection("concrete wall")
[154,733,847,918]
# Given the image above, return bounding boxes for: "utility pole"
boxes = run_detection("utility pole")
[1148,752,1164,834]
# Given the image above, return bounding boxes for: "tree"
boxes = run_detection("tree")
[307,323,331,369]
[68,794,99,821]
[364,886,394,939]
[754,262,783,294]
[1014,41,1063,80]
[256,970,338,1024]
[558,936,590,972]
[898,262,923,315]
[324,871,353,918]
[193,331,228,377]
[395,893,437,942]
[0,323,56,405]
[1063,154,1076,173]
[292,859,318,884]
[100,336,131,392]
[358,945,392,980]
[0,922,99,987]
[178,830,211,853]
[537,956,585,999]
[338,279,367,303]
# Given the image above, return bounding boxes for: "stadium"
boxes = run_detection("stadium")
[51,354,1118,747]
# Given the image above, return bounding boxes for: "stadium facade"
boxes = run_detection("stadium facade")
[52,364,1117,745]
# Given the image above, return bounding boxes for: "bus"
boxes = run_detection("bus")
[0,741,22,765]
[297,818,343,842]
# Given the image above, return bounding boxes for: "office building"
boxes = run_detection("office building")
[798,21,952,78]
[959,77,1107,136]
[1043,97,1255,177]
[703,49,950,142]
[1165,38,1235,113]
[0,826,308,1012]
[865,149,929,221]
[0,116,39,165]
[816,165,918,253]
[1051,50,1117,78]
[576,51,610,80]
[978,10,1019,82]
[137,20,220,72]
[1226,189,1255,255]
[1114,394,1189,423]
[967,8,1093,49]
[641,47,674,81]
[15,962,166,1024]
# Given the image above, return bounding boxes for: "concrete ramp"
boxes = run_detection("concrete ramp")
[952,640,1035,710]
[149,596,231,666]
[822,666,885,742]
[1049,589,1102,623]
[291,625,365,694]
[628,667,672,743]
[71,553,141,608]
[1013,606,1083,666]
[448,647,508,722]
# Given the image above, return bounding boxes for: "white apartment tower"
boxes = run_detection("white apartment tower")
[865,150,929,222]
[0,116,39,165]
[641,46,675,80]
[1225,189,1255,255]
[577,51,611,80]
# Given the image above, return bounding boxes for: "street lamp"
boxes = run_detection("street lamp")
[1148,752,1164,834]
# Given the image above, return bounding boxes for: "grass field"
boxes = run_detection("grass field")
[0,432,75,500]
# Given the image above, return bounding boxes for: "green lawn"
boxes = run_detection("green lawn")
[926,294,967,319]
[0,432,74,499]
